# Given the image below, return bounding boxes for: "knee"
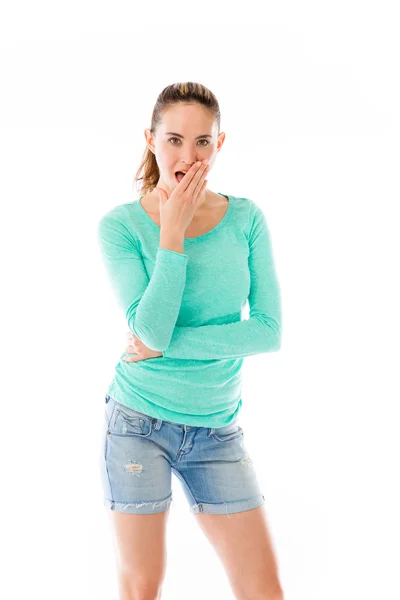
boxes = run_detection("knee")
[123,583,163,600]
[118,570,164,600]
[135,586,163,600]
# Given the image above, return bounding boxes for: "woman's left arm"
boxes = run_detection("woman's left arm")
[153,204,282,361]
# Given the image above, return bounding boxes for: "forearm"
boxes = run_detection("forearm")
[162,313,281,360]
[129,243,187,350]
[131,229,187,349]
[98,215,189,352]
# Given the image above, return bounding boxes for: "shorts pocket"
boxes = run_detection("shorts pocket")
[209,420,244,442]
[108,403,154,438]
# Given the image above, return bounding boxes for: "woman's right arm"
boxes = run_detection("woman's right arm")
[97,214,188,352]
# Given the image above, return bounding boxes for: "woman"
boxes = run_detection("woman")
[97,82,284,600]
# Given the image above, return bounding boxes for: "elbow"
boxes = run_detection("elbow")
[128,319,169,353]
[126,306,168,352]
[273,323,282,351]
[268,328,281,352]
[264,317,281,352]
[254,314,282,353]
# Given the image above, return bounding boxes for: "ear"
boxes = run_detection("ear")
[144,128,155,154]
[216,131,226,152]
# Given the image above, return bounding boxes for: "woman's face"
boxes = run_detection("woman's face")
[144,103,225,197]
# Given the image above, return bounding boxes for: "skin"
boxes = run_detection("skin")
[123,102,226,363]
[144,102,226,210]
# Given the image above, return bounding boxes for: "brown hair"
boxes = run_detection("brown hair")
[133,82,221,197]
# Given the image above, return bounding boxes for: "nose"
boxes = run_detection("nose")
[181,154,200,167]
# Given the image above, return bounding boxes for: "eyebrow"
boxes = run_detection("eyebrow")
[165,132,212,139]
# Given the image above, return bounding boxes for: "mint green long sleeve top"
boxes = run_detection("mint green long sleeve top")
[97,192,282,428]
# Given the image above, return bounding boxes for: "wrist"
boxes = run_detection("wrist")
[160,229,185,253]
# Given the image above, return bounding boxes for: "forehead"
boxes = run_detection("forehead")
[160,103,216,134]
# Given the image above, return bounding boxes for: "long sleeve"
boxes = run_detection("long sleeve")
[97,214,188,351]
[162,203,282,360]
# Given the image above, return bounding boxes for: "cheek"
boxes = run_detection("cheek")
[156,154,175,173]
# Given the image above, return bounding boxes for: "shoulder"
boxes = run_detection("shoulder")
[230,196,271,248]
[97,202,140,248]
[97,202,133,227]
[229,194,264,213]
[97,201,142,235]
[229,195,267,231]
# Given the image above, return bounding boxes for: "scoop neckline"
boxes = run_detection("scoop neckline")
[137,192,233,242]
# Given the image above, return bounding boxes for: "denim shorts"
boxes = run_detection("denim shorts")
[99,394,265,516]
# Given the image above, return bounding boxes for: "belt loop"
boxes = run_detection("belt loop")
[153,418,163,431]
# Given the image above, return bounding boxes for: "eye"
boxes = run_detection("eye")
[168,137,210,146]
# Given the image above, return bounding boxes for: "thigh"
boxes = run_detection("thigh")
[109,508,170,596]
[99,396,173,514]
[194,506,283,599]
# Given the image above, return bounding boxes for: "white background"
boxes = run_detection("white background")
[1,2,399,599]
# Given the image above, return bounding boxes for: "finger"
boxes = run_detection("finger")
[181,161,204,192]
[123,354,140,362]
[191,163,210,199]
[196,178,208,200]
